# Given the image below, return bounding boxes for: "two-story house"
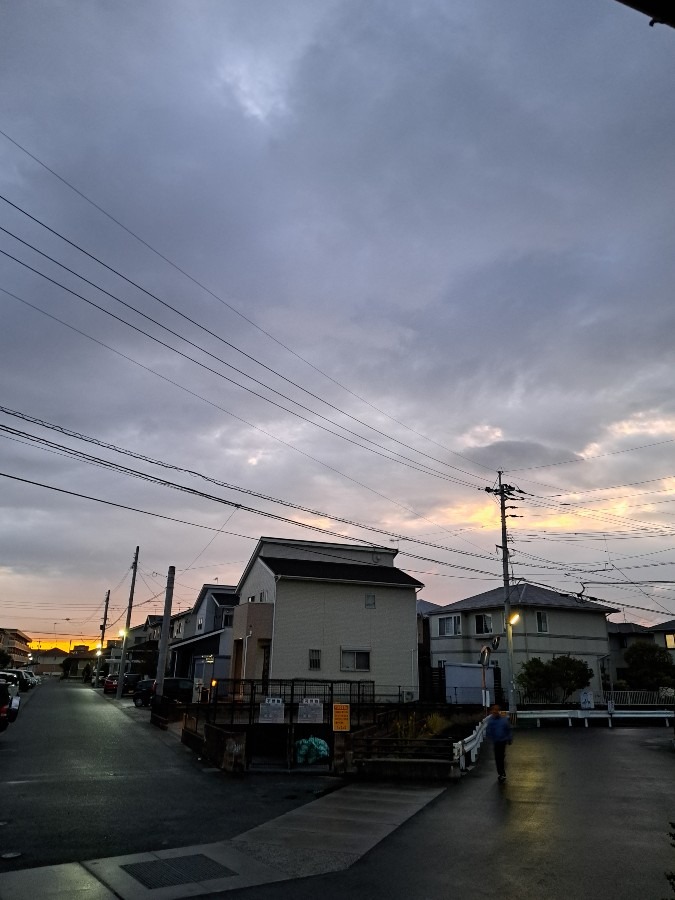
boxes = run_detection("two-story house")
[647,618,675,664]
[169,584,240,686]
[427,582,618,695]
[230,537,424,699]
[606,622,654,685]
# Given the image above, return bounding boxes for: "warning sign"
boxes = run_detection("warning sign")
[332,703,350,732]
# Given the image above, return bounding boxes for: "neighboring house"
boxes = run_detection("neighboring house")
[61,646,98,680]
[0,628,32,666]
[647,618,675,664]
[31,647,68,677]
[606,622,655,685]
[124,615,164,677]
[170,609,192,642]
[230,537,424,699]
[169,584,239,688]
[426,582,618,695]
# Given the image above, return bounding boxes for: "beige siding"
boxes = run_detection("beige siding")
[430,606,611,691]
[237,562,277,610]
[271,580,418,694]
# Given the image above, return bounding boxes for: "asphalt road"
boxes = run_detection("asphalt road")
[0,678,338,871]
[199,723,675,900]
[2,683,674,899]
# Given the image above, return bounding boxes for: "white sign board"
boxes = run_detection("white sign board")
[298,698,324,724]
[259,696,285,723]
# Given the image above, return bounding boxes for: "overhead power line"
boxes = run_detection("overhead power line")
[0,470,502,580]
[0,199,489,484]
[0,130,492,475]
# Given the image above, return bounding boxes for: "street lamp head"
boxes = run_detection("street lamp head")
[508,612,520,626]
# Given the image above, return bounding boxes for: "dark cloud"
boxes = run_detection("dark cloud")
[1,0,674,639]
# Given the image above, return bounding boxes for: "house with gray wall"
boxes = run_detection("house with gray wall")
[426,582,617,695]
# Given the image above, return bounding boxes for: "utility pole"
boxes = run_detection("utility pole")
[115,546,139,701]
[154,566,175,699]
[485,472,521,720]
[94,589,110,688]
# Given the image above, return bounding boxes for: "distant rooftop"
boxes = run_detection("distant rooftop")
[426,583,618,615]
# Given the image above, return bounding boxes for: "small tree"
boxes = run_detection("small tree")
[516,657,556,701]
[624,641,675,691]
[549,655,594,703]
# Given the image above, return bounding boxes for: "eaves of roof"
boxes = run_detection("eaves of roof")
[170,628,226,650]
[647,619,675,632]
[259,557,423,589]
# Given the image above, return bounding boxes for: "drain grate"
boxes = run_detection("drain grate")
[121,853,237,888]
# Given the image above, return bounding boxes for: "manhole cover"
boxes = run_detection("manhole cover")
[121,854,236,888]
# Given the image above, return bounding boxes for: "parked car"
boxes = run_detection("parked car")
[103,673,142,695]
[0,678,20,726]
[132,679,155,707]
[4,669,32,692]
[133,677,195,707]
[0,672,20,699]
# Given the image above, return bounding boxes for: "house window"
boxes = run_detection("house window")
[475,614,493,635]
[666,634,675,650]
[175,622,182,636]
[197,617,204,631]
[365,593,376,609]
[222,609,233,628]
[259,590,268,602]
[536,611,549,634]
[309,649,321,670]
[247,595,255,603]
[341,649,371,672]
[439,615,461,636]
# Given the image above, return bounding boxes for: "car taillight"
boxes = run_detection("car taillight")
[151,681,157,694]
[0,705,8,716]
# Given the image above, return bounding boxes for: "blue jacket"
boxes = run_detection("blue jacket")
[486,713,512,743]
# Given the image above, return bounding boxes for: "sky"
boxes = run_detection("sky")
[1,0,675,650]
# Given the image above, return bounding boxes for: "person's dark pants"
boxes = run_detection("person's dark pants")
[494,740,507,777]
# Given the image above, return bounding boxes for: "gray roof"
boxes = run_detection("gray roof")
[260,557,423,588]
[426,583,618,615]
[647,619,675,632]
[607,622,651,634]
[417,599,444,615]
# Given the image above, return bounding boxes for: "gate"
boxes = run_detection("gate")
[199,678,374,769]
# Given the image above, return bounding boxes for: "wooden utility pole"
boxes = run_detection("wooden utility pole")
[115,546,139,701]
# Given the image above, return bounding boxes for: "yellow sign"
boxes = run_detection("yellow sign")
[332,702,350,732]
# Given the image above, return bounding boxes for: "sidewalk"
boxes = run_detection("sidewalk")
[0,783,444,900]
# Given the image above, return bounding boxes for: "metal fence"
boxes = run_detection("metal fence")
[516,688,675,707]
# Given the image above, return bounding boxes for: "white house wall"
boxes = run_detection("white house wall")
[270,580,418,695]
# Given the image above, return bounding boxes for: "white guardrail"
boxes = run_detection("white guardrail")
[453,716,489,771]
[452,708,675,772]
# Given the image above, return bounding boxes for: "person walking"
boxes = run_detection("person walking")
[486,703,512,783]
